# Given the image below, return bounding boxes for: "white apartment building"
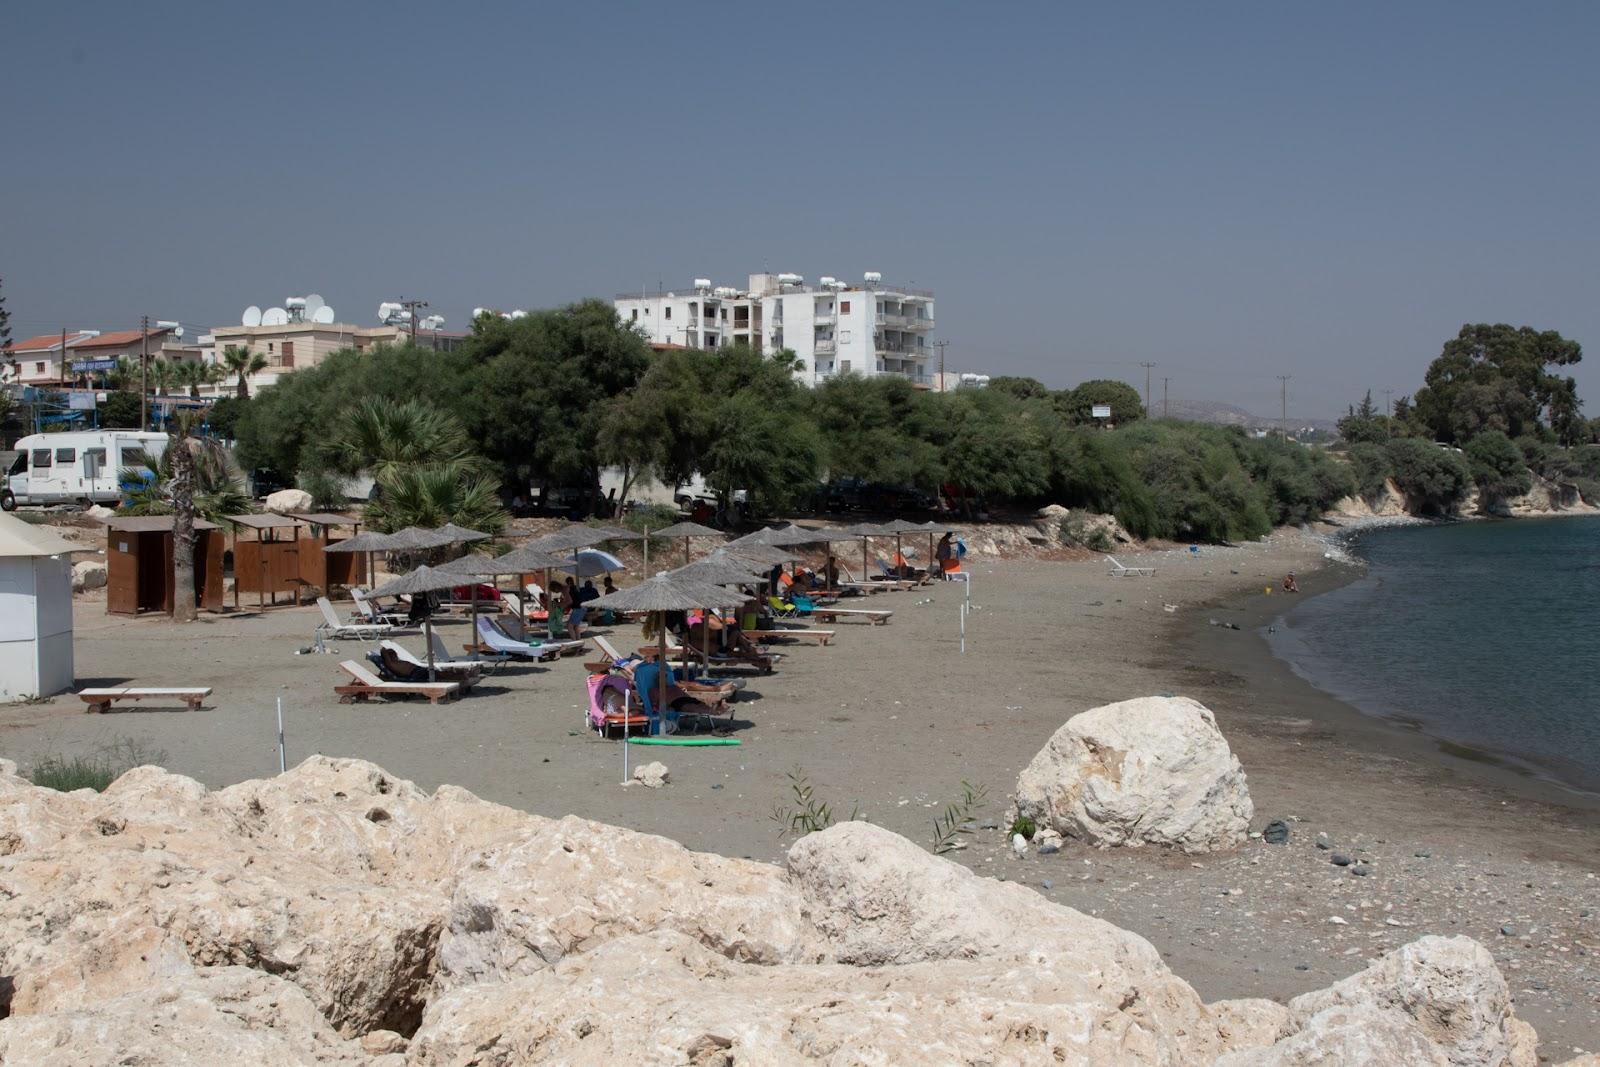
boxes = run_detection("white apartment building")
[615,272,936,386]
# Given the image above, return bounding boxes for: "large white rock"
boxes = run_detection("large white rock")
[1215,1003,1451,1066]
[1286,935,1530,1067]
[1011,695,1253,852]
[0,967,372,1066]
[264,488,314,514]
[72,559,107,592]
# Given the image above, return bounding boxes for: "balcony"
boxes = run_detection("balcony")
[875,342,926,357]
[814,339,836,355]
[876,313,934,330]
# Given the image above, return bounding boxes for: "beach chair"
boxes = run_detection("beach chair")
[793,593,893,626]
[335,660,458,705]
[590,635,743,700]
[1106,555,1155,578]
[767,595,798,619]
[472,616,587,661]
[634,659,732,734]
[664,632,777,674]
[743,627,835,645]
[78,687,211,714]
[316,597,394,642]
[379,641,482,691]
[586,671,650,736]
[352,590,406,626]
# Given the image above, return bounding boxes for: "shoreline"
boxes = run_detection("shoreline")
[1173,530,1600,820]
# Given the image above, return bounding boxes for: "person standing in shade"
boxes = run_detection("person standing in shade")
[935,532,955,579]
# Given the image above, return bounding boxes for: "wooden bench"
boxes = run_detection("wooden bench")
[78,687,212,714]
[808,607,893,626]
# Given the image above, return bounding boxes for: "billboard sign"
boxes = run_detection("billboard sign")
[1091,404,1113,420]
[72,359,118,373]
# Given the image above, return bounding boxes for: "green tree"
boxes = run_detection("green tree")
[810,375,941,488]
[1057,379,1144,426]
[987,375,1050,401]
[1337,391,1392,444]
[0,276,12,380]
[1464,430,1533,502]
[204,395,246,440]
[1346,442,1392,500]
[327,397,478,479]
[1382,437,1471,515]
[118,432,251,524]
[1412,324,1584,444]
[98,391,142,428]
[221,345,269,399]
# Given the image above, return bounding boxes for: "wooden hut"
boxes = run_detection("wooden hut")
[104,516,224,616]
[290,512,366,592]
[228,514,307,609]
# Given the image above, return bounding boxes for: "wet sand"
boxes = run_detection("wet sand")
[2,530,1595,1053]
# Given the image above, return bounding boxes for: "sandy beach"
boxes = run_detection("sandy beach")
[2,529,1596,1055]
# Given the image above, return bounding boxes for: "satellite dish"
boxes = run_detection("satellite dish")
[173,326,185,339]
[261,307,289,326]
[303,293,325,317]
[311,305,335,324]
[242,306,262,327]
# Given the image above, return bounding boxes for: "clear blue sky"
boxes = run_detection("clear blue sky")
[6,2,1598,419]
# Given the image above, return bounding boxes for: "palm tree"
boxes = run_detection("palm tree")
[148,358,175,398]
[170,361,203,399]
[221,345,268,399]
[117,434,252,524]
[363,460,507,536]
[326,396,480,479]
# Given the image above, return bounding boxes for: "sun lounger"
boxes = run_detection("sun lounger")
[1107,555,1155,578]
[634,660,732,733]
[661,632,777,674]
[469,616,586,661]
[78,687,211,714]
[335,660,458,705]
[743,628,835,645]
[317,597,395,641]
[792,594,892,625]
[379,641,482,690]
[352,590,406,626]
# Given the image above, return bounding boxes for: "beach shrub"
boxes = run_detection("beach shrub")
[770,767,862,839]
[1048,429,1160,539]
[1008,814,1037,840]
[1060,516,1115,553]
[1347,442,1393,500]
[930,780,990,855]
[29,739,167,793]
[1383,437,1471,514]
[1465,430,1534,501]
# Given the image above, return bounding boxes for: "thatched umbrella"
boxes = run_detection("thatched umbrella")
[523,525,617,554]
[668,553,765,665]
[879,518,930,575]
[653,520,726,566]
[721,542,796,567]
[436,552,527,660]
[585,573,743,717]
[323,529,401,592]
[840,521,892,583]
[369,564,472,680]
[386,526,456,551]
[435,523,492,544]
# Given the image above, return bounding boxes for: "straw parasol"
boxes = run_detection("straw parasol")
[839,521,892,582]
[665,553,765,669]
[385,526,456,551]
[586,524,645,542]
[435,523,492,544]
[652,520,726,566]
[323,529,400,591]
[879,518,930,574]
[436,552,526,660]
[369,564,472,679]
[721,541,796,567]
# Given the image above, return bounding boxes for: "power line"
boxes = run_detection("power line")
[1139,362,1156,416]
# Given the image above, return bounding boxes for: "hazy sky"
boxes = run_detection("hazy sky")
[5,3,1598,419]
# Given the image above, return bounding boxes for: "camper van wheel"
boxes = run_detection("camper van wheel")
[0,491,14,512]
[76,498,92,511]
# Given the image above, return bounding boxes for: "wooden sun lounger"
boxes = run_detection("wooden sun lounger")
[335,661,459,705]
[745,628,835,645]
[78,687,211,714]
[806,606,893,625]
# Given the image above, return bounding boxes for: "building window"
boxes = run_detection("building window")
[631,309,638,321]
[267,343,274,353]
[34,362,45,374]
[720,308,727,320]
[839,330,851,343]
[665,307,672,320]
[840,300,851,314]
[840,360,852,373]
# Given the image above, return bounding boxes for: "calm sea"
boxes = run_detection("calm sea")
[1265,516,1600,793]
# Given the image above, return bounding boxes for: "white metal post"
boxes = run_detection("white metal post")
[276,697,287,774]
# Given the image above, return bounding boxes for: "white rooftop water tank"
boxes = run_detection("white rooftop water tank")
[864,271,883,284]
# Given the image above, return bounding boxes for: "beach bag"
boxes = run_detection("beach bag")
[955,536,967,559]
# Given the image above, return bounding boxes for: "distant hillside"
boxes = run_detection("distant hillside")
[1166,399,1338,434]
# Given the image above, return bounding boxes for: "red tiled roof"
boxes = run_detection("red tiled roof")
[10,333,82,353]
[74,328,172,349]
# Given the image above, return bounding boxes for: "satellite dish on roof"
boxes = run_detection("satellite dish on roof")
[261,307,289,326]
[311,305,335,324]
[303,293,325,317]
[242,306,262,327]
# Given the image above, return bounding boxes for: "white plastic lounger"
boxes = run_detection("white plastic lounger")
[352,590,406,626]
[1106,556,1155,578]
[471,616,586,661]
[78,687,211,714]
[335,660,458,705]
[317,597,394,640]
[379,641,482,688]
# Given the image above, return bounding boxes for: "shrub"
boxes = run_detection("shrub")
[1465,430,1533,501]
[1383,438,1471,514]
[1347,442,1393,500]
[28,739,167,793]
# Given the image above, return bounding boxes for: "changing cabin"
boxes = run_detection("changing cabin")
[103,515,224,616]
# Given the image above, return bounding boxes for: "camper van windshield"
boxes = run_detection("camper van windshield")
[7,453,24,476]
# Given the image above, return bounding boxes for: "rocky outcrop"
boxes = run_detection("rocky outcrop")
[0,757,1542,1066]
[1011,695,1253,852]
[1331,477,1409,519]
[264,487,315,514]
[71,558,107,592]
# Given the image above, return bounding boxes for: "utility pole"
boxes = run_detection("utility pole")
[1139,361,1156,415]
[1277,375,1291,439]
[398,297,428,345]
[1383,389,1394,415]
[140,315,150,430]
[933,339,949,392]
[1162,376,1170,418]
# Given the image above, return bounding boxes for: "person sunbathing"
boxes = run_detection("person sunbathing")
[1282,573,1299,593]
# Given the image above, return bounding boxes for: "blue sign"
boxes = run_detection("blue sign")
[72,359,118,373]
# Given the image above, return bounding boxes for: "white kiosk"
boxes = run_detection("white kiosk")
[0,514,86,700]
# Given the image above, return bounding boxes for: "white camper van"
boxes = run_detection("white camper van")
[2,431,170,511]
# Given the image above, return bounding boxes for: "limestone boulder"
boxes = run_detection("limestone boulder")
[1011,695,1253,852]
[1209,997,1293,1055]
[434,814,823,993]
[630,760,668,788]
[71,559,107,592]
[1286,936,1527,1067]
[784,820,1219,1062]
[0,966,371,1066]
[264,487,314,514]
[1214,1003,1450,1066]
[416,929,1208,1067]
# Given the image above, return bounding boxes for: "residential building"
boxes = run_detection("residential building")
[615,271,936,387]
[6,327,198,387]
[202,321,464,396]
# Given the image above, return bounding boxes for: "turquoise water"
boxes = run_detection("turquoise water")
[1266,516,1600,793]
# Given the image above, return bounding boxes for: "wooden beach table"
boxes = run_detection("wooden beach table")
[78,687,212,714]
